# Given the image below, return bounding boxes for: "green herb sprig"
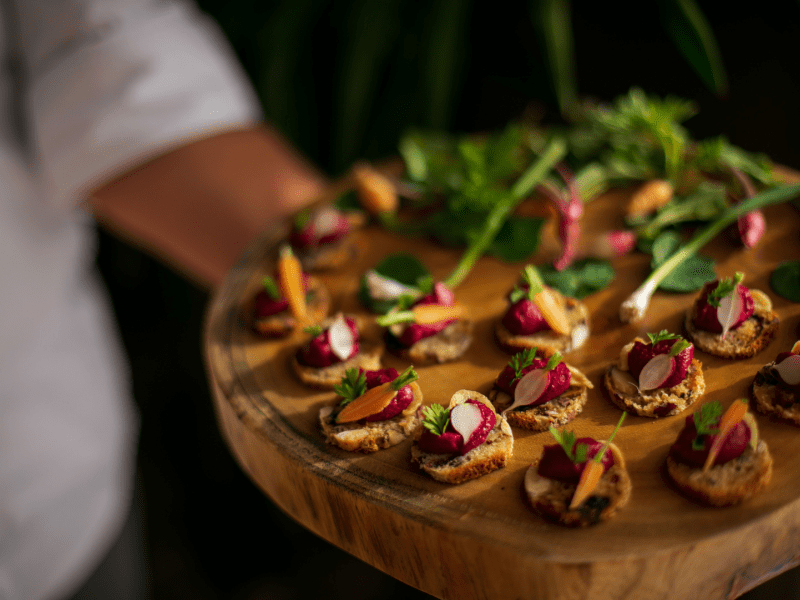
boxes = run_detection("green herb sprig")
[262,276,281,300]
[707,272,744,308]
[333,368,367,406]
[422,404,450,436]
[547,426,588,464]
[692,402,723,450]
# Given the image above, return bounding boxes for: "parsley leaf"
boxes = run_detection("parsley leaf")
[422,404,450,436]
[692,402,723,450]
[707,272,744,308]
[303,324,324,337]
[509,348,538,380]
[547,426,588,464]
[333,369,367,406]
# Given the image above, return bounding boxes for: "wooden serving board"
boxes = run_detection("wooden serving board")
[204,188,800,600]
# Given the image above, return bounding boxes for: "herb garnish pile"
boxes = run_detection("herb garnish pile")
[376,88,800,308]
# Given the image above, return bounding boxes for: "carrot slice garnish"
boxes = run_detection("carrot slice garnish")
[703,398,749,472]
[568,412,626,510]
[335,366,419,423]
[791,340,800,354]
[569,459,605,510]
[522,265,571,335]
[335,382,396,423]
[278,245,308,323]
[412,302,466,325]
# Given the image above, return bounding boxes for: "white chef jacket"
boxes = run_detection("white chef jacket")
[0,1,259,598]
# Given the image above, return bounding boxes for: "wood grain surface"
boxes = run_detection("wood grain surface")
[204,185,800,600]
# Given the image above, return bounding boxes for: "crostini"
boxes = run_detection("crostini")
[378,282,473,365]
[604,330,704,418]
[684,272,779,359]
[666,399,772,506]
[524,414,630,527]
[252,245,330,338]
[319,366,423,453]
[291,313,383,389]
[494,264,590,354]
[488,348,593,430]
[411,390,513,484]
[289,204,366,271]
[750,340,800,424]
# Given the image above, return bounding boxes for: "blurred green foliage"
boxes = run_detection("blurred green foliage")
[197,0,727,174]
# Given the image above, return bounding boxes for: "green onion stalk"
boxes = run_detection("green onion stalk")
[620,183,800,323]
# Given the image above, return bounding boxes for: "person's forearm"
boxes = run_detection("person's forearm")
[90,125,328,288]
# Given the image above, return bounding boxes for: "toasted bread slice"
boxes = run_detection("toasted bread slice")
[684,289,779,359]
[494,292,590,355]
[524,443,631,527]
[252,276,331,338]
[411,390,513,484]
[488,365,593,431]
[604,358,705,418]
[388,320,474,365]
[750,363,800,425]
[319,382,423,453]
[666,438,772,507]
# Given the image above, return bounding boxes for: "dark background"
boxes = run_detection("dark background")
[95,2,800,598]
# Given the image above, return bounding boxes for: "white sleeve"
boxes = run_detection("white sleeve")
[14,0,262,210]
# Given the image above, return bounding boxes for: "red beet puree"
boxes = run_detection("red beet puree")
[495,359,571,406]
[298,317,359,368]
[669,415,751,468]
[627,339,693,389]
[501,295,549,335]
[537,438,614,483]
[692,280,754,333]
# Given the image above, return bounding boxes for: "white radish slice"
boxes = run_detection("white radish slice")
[717,286,744,339]
[328,314,355,360]
[450,402,483,444]
[365,270,419,301]
[775,354,800,386]
[505,369,549,413]
[638,354,675,391]
[310,206,341,237]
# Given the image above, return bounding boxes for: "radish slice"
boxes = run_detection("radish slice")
[505,369,549,413]
[717,286,744,339]
[638,354,675,391]
[310,206,340,238]
[451,402,483,444]
[365,270,419,301]
[775,354,800,386]
[329,314,355,360]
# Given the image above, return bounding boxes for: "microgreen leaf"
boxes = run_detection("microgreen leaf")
[646,330,679,345]
[509,348,538,380]
[262,276,281,300]
[544,352,563,372]
[294,209,313,230]
[521,264,545,296]
[333,368,367,406]
[303,324,324,337]
[707,272,744,308]
[669,338,691,357]
[509,286,528,304]
[692,401,723,450]
[770,261,800,303]
[422,404,450,436]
